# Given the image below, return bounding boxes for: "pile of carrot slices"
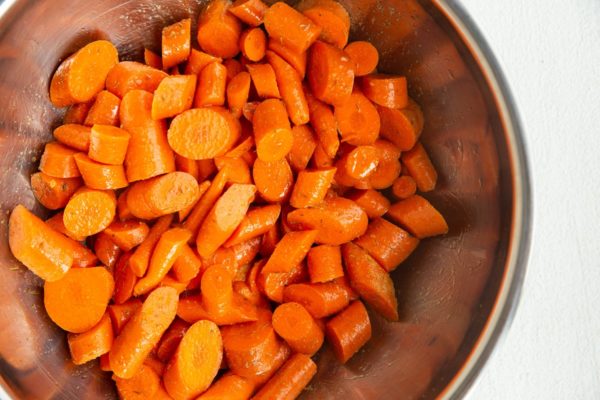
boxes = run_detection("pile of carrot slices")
[8,0,449,398]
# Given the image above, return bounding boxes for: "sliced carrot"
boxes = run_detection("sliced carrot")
[286,125,317,172]
[195,62,228,107]
[252,353,317,400]
[84,90,121,127]
[224,58,245,82]
[196,373,254,400]
[44,211,83,241]
[182,167,228,239]
[100,353,112,371]
[268,40,307,79]
[260,224,280,257]
[73,153,128,190]
[387,195,448,239]
[225,133,255,159]
[365,139,402,189]
[160,274,189,294]
[117,190,133,221]
[172,244,203,282]
[196,183,256,258]
[262,230,317,274]
[114,363,161,400]
[286,195,368,245]
[266,50,309,126]
[361,74,408,109]
[308,40,354,105]
[53,124,91,152]
[225,204,281,247]
[378,98,424,151]
[333,275,359,301]
[334,89,380,145]
[227,71,251,118]
[156,319,189,363]
[63,188,116,237]
[127,171,199,219]
[144,48,163,70]
[305,91,339,158]
[129,214,174,277]
[242,101,259,122]
[151,75,197,120]
[392,175,417,199]
[258,261,307,303]
[44,267,114,333]
[234,261,270,307]
[214,156,252,184]
[106,62,168,98]
[184,49,221,75]
[253,99,294,162]
[104,220,149,251]
[175,155,201,184]
[88,124,130,165]
[197,0,242,58]
[289,167,336,208]
[134,228,191,296]
[39,141,81,178]
[113,253,137,305]
[63,101,93,125]
[110,287,178,379]
[354,217,419,271]
[50,40,118,107]
[252,158,293,203]
[120,89,175,182]
[144,354,166,377]
[94,232,122,269]
[264,2,321,53]
[30,172,81,210]
[162,18,191,69]
[246,63,280,99]
[168,107,240,160]
[299,0,350,48]
[401,142,438,192]
[283,281,349,318]
[67,313,113,365]
[346,188,390,218]
[307,244,343,283]
[240,28,266,62]
[325,300,371,363]
[229,0,268,26]
[272,302,323,355]
[344,41,379,76]
[340,145,380,180]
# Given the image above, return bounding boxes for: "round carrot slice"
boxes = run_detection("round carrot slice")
[361,74,408,109]
[168,108,240,160]
[240,27,266,62]
[253,99,294,162]
[308,41,354,105]
[197,0,242,58]
[344,41,379,76]
[252,158,293,203]
[299,0,351,48]
[342,145,380,179]
[272,302,324,355]
[334,90,380,145]
[63,188,116,237]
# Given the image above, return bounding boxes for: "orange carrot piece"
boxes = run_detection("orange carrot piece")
[88,124,130,165]
[43,216,98,268]
[144,48,162,70]
[39,141,81,178]
[73,153,128,190]
[378,99,424,151]
[196,373,255,400]
[354,217,419,271]
[63,101,92,125]
[299,0,350,48]
[175,155,201,184]
[110,287,178,379]
[129,214,174,277]
[242,101,259,122]
[264,2,321,54]
[258,261,307,303]
[63,188,116,237]
[361,74,408,109]
[182,168,228,239]
[340,145,380,179]
[114,364,161,400]
[168,107,240,160]
[246,63,280,99]
[100,353,112,372]
[104,220,149,251]
[286,195,368,245]
[387,195,448,239]
[144,354,166,377]
[225,134,255,158]
[240,28,266,62]
[113,253,137,305]
[120,89,175,182]
[252,158,293,203]
[365,139,402,189]
[253,99,293,162]
[185,49,221,74]
[334,90,380,145]
[333,275,359,301]
[227,71,251,118]
[344,41,379,76]
[325,300,371,363]
[214,156,252,184]
[134,228,191,296]
[307,244,343,283]
[84,90,121,127]
[50,40,118,107]
[346,188,390,218]
[308,40,354,105]
[159,274,189,294]
[266,50,309,125]
[44,211,83,241]
[156,319,189,363]
[44,267,114,333]
[268,40,307,79]
[151,75,197,120]
[262,230,317,274]
[172,244,203,282]
[127,171,199,219]
[229,0,268,26]
[106,62,168,98]
[53,124,91,152]
[392,175,417,199]
[305,91,339,158]
[252,353,317,400]
[163,320,223,400]
[195,62,228,107]
[272,303,323,355]
[234,261,270,307]
[287,125,317,172]
[260,224,280,257]
[224,58,245,82]
[67,313,113,365]
[225,204,281,247]
[289,167,336,208]
[283,281,349,318]
[30,172,81,210]
[94,232,122,269]
[162,18,191,69]
[401,142,438,192]
[197,0,242,58]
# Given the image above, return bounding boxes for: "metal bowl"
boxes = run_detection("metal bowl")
[0,0,531,398]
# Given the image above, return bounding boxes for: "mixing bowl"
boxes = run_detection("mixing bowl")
[0,0,531,398]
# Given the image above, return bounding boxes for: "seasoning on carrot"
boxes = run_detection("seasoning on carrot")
[84,90,121,127]
[252,353,317,400]
[325,300,371,363]
[30,172,81,210]
[298,0,350,48]
[344,41,379,76]
[346,188,390,218]
[253,98,294,162]
[129,214,174,277]
[151,75,197,120]
[63,187,116,237]
[73,153,128,190]
[162,18,191,70]
[195,61,228,107]
[229,0,268,26]
[252,158,294,203]
[197,0,242,58]
[39,141,81,178]
[401,142,438,192]
[361,74,408,109]
[264,2,321,53]
[67,313,113,365]
[106,61,168,98]
[289,167,336,208]
[308,40,354,105]
[272,302,324,355]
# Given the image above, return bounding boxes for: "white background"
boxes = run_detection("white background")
[460,1,600,399]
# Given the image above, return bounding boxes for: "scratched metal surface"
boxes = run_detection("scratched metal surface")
[0,0,528,399]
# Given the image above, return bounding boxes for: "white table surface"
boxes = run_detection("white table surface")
[459,0,600,399]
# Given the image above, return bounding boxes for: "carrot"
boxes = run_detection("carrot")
[289,167,336,208]
[182,168,228,239]
[197,0,242,58]
[366,139,402,189]
[104,220,149,251]
[252,353,317,400]
[50,40,118,107]
[163,320,222,400]
[252,158,293,203]
[224,58,245,82]
[110,287,178,379]
[84,90,121,127]
[235,260,270,306]
[334,89,380,145]
[30,172,81,210]
[160,274,189,294]
[253,99,294,162]
[229,0,268,26]
[298,0,350,48]
[342,242,398,320]
[88,124,130,165]
[114,363,161,400]
[344,41,378,76]
[392,175,417,199]
[339,145,380,179]
[113,254,137,305]
[225,204,280,247]
[44,211,83,241]
[286,125,317,172]
[325,300,371,363]
[175,155,201,183]
[283,281,349,318]
[129,214,174,277]
[126,172,198,219]
[264,2,321,54]
[268,40,307,79]
[304,91,338,158]
[134,228,191,296]
[53,124,91,151]
[67,313,113,365]
[333,275,359,301]
[258,260,307,303]
[144,48,163,70]
[168,107,240,160]
[225,134,255,159]
[151,75,197,120]
[286,195,368,245]
[240,28,266,62]
[63,101,92,125]
[260,224,279,257]
[172,244,203,282]
[100,353,112,371]
[156,319,189,363]
[39,141,81,178]
[354,217,419,271]
[308,40,354,105]
[144,354,166,377]
[195,62,227,107]
[184,49,221,75]
[162,18,191,69]
[378,98,424,151]
[272,302,323,355]
[266,50,309,125]
[387,195,448,239]
[401,142,438,192]
[63,188,116,237]
[196,183,256,257]
[227,71,251,118]
[94,232,122,269]
[307,244,343,283]
[246,63,280,99]
[196,373,254,400]
[120,89,175,182]
[262,230,317,274]
[117,190,133,221]
[346,188,390,218]
[73,153,128,190]
[106,62,168,98]
[44,267,114,333]
[361,74,408,109]
[241,101,259,122]
[213,157,251,185]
